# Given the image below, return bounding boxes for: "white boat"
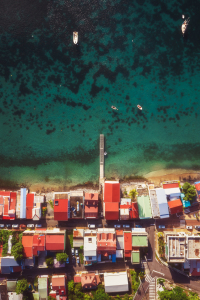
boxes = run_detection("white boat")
[73,32,78,44]
[111,106,118,110]
[137,105,142,110]
[181,18,189,36]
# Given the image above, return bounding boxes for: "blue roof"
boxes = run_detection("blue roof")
[20,188,26,219]
[156,189,169,218]
[1,257,21,267]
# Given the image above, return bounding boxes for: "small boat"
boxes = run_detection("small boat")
[137,105,142,110]
[181,18,189,36]
[104,152,107,156]
[111,106,118,110]
[73,32,78,44]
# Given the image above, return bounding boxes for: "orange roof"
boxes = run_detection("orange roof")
[0,196,3,205]
[22,235,33,258]
[124,232,132,257]
[85,193,98,200]
[168,199,183,215]
[26,193,34,206]
[3,197,8,215]
[0,191,10,196]
[46,234,65,251]
[81,273,100,288]
[74,275,81,283]
[26,207,32,219]
[97,232,116,251]
[105,202,119,220]
[52,275,66,289]
[104,183,120,203]
[163,183,179,189]
[54,199,68,221]
[116,230,123,236]
[33,235,45,255]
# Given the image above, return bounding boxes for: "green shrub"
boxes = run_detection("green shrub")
[56,252,68,263]
[16,279,28,294]
[45,257,54,267]
[11,242,23,261]
[42,207,47,216]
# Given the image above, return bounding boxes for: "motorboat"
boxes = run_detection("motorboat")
[181,18,189,36]
[111,106,118,110]
[73,32,78,44]
[137,105,142,110]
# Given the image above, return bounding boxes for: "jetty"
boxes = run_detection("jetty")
[100,134,104,180]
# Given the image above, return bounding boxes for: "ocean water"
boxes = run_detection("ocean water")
[0,0,200,187]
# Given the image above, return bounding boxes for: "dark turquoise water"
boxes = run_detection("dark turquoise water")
[0,0,200,186]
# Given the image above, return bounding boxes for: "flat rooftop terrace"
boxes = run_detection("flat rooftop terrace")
[188,236,200,259]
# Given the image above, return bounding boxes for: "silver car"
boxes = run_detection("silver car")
[12,224,19,229]
[27,224,34,228]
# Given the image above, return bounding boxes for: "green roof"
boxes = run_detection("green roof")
[33,293,39,300]
[132,251,140,263]
[38,277,48,299]
[137,195,152,219]
[7,281,16,292]
[132,235,148,247]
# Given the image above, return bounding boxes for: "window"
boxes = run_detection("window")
[88,238,92,243]
[89,256,92,260]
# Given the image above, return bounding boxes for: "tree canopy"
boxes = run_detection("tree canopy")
[182,182,196,201]
[16,279,28,295]
[11,242,23,261]
[158,286,191,300]
[129,189,138,201]
[56,252,68,263]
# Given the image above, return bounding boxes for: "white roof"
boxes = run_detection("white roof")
[120,208,129,216]
[97,228,115,233]
[34,195,44,203]
[132,228,146,233]
[20,188,26,219]
[70,191,84,197]
[164,188,181,196]
[105,181,119,184]
[104,272,129,293]
[116,250,123,258]
[84,235,96,251]
[8,292,23,300]
[120,198,131,205]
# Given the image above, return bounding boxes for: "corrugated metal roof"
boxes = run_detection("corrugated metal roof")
[116,236,124,250]
[20,188,26,219]
[137,195,152,219]
[149,189,160,218]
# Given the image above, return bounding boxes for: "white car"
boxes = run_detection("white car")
[186,225,192,229]
[12,224,19,229]
[114,224,121,228]
[27,224,34,228]
[123,224,130,228]
[158,225,165,229]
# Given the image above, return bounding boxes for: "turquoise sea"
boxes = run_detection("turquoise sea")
[0,0,200,187]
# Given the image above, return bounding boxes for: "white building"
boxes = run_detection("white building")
[84,230,97,265]
[104,271,129,293]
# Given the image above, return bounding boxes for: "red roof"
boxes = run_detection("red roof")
[104,183,120,202]
[85,193,98,201]
[163,183,179,189]
[0,191,10,196]
[130,202,139,219]
[168,199,183,215]
[26,194,34,219]
[10,192,16,211]
[74,275,81,283]
[105,202,119,220]
[3,198,8,216]
[33,235,45,255]
[46,234,65,251]
[195,183,200,191]
[124,232,132,257]
[22,235,33,258]
[13,266,22,272]
[54,199,68,221]
[97,231,116,252]
[52,275,66,295]
[85,205,98,218]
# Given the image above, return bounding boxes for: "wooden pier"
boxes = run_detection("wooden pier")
[100,134,104,179]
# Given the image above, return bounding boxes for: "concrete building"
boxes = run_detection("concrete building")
[104,271,129,293]
[84,230,97,266]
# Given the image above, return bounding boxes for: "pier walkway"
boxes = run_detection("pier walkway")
[100,134,104,179]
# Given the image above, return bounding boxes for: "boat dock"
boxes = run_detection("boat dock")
[100,134,104,180]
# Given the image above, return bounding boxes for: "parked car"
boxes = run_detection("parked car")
[6,224,11,228]
[184,208,190,214]
[97,224,103,228]
[20,224,26,229]
[66,257,69,264]
[195,226,200,230]
[71,248,75,256]
[158,225,165,229]
[123,224,130,228]
[114,224,121,228]
[186,225,192,229]
[75,249,79,256]
[77,256,80,265]
[12,224,19,229]
[136,225,142,228]
[27,224,34,228]
[88,224,95,228]
[0,224,4,228]
[35,224,42,228]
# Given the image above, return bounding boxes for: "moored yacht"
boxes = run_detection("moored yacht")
[181,18,189,36]
[73,32,78,44]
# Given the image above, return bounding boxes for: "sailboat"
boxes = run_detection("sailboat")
[73,32,78,44]
[181,18,189,36]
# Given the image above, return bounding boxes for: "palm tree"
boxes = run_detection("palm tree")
[129,189,138,201]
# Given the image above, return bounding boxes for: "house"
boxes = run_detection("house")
[124,232,132,258]
[69,191,84,219]
[32,202,41,221]
[120,198,139,220]
[116,230,124,259]
[84,193,98,219]
[20,188,26,219]
[54,199,68,221]
[38,276,48,300]
[84,230,97,266]
[163,182,181,200]
[45,230,66,252]
[0,191,17,220]
[0,279,7,300]
[26,193,34,219]
[1,257,22,274]
[81,273,100,290]
[51,275,67,296]
[7,280,23,300]
[168,199,183,215]
[97,228,116,262]
[149,188,160,219]
[104,271,129,293]
[104,181,120,221]
[156,189,169,219]
[73,229,84,248]
[164,232,186,263]
[137,195,152,219]
[195,181,200,199]
[22,234,34,258]
[33,234,45,256]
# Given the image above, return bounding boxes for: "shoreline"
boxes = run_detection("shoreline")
[1,168,200,193]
